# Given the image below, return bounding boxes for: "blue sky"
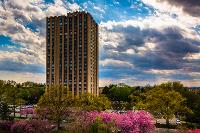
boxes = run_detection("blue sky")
[0,0,200,86]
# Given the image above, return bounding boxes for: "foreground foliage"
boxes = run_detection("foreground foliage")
[70,110,154,133]
[37,85,112,130]
[0,120,54,133]
[11,119,54,133]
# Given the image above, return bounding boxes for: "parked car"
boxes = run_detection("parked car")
[176,119,181,125]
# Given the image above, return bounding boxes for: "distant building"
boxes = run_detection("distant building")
[46,11,99,96]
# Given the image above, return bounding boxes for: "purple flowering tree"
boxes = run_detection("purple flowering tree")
[19,108,36,118]
[79,110,154,133]
[10,119,54,133]
[36,85,75,130]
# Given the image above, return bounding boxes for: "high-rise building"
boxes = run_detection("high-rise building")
[46,11,99,96]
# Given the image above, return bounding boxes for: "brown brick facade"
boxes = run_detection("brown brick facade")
[46,11,99,96]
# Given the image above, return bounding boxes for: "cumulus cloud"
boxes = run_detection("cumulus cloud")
[183,53,200,60]
[0,70,45,83]
[99,13,200,86]
[0,59,44,73]
[100,59,134,68]
[141,0,200,29]
[0,0,199,86]
[0,0,70,83]
[0,51,41,65]
[146,0,200,17]
[93,5,105,13]
[99,76,173,87]
[0,0,80,82]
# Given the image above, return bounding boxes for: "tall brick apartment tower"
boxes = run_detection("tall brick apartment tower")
[46,11,99,96]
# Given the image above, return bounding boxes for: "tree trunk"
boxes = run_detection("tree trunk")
[57,121,61,130]
[166,119,170,127]
[13,104,16,118]
[20,105,21,118]
[13,96,16,118]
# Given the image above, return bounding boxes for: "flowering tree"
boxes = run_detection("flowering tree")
[0,120,13,131]
[10,119,54,133]
[36,85,75,130]
[19,108,36,118]
[79,110,154,133]
[188,129,200,133]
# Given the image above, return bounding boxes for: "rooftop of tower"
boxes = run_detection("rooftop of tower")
[46,11,97,25]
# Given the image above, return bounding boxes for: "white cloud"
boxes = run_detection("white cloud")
[0,71,45,83]
[0,0,81,67]
[93,5,105,13]
[0,0,199,86]
[99,30,122,48]
[181,80,200,87]
[100,14,199,39]
[183,53,200,60]
[141,0,200,27]
[0,0,80,82]
[123,49,136,55]
[100,76,200,87]
[145,69,177,75]
[99,77,169,87]
[99,9,200,56]
[0,51,43,65]
[99,9,200,87]
[100,59,134,68]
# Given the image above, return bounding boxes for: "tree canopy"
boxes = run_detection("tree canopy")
[134,84,192,125]
[102,83,135,102]
[37,85,75,129]
[0,80,45,105]
[76,93,111,111]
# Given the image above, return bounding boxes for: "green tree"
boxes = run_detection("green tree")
[129,90,145,108]
[135,87,191,126]
[76,93,111,111]
[102,83,134,102]
[2,81,23,118]
[19,81,45,104]
[37,85,75,130]
[102,84,115,95]
[0,80,45,106]
[0,100,11,120]
[102,84,135,110]
[158,81,184,91]
[0,80,6,96]
[157,82,200,124]
[178,88,200,124]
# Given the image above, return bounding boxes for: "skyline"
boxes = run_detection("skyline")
[0,0,200,87]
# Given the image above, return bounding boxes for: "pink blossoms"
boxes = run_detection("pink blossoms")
[80,110,154,133]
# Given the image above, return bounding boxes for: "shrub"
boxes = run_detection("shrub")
[11,120,26,133]
[186,122,200,129]
[0,120,13,130]
[10,120,55,133]
[20,108,36,118]
[188,129,200,133]
[80,110,154,133]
